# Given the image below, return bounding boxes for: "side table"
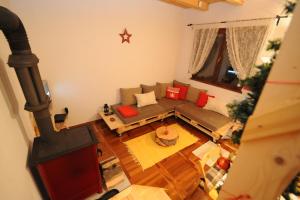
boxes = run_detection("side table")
[98,111,123,130]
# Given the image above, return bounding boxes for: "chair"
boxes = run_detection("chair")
[199,146,221,200]
[54,107,69,130]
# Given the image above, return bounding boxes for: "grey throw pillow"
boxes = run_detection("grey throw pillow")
[157,82,172,98]
[141,84,161,100]
[120,87,142,105]
[173,80,190,87]
[186,86,207,103]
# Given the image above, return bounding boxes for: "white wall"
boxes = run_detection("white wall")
[0,82,41,200]
[4,0,184,126]
[0,2,40,198]
[1,0,289,126]
[175,0,286,104]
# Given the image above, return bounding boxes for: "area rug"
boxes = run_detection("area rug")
[124,123,198,170]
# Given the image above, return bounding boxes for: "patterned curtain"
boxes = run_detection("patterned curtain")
[189,28,219,74]
[226,26,269,80]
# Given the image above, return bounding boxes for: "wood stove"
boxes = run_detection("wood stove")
[0,6,102,200]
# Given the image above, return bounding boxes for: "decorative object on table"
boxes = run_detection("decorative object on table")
[104,104,110,114]
[119,28,132,43]
[155,126,179,146]
[110,117,116,122]
[216,156,231,171]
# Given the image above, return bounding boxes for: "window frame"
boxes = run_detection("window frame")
[191,28,242,93]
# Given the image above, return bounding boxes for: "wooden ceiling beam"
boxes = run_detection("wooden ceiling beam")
[225,0,244,5]
[160,0,244,11]
[198,1,209,10]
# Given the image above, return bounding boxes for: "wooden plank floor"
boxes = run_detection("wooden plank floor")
[91,117,228,200]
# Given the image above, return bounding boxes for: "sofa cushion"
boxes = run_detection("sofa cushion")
[186,86,207,103]
[173,80,190,87]
[116,105,138,118]
[141,84,161,100]
[196,92,208,107]
[166,86,180,100]
[120,87,142,105]
[174,83,189,100]
[111,103,165,124]
[204,97,229,117]
[135,91,157,107]
[158,98,187,112]
[157,82,172,98]
[175,102,231,131]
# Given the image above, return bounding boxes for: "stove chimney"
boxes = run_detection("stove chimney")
[0,6,55,142]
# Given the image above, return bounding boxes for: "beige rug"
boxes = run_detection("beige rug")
[124,124,199,170]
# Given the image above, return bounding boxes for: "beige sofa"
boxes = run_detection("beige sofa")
[110,81,232,142]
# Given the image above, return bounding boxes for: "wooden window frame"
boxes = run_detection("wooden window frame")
[191,28,242,93]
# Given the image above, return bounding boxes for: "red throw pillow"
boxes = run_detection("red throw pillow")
[174,84,189,100]
[117,105,138,118]
[166,86,180,100]
[196,92,209,107]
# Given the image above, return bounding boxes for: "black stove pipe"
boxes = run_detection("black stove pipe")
[0,6,55,142]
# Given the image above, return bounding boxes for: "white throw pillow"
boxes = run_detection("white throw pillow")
[135,91,158,107]
[204,98,229,117]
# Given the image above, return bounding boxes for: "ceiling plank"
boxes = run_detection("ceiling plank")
[225,0,244,5]
[160,0,243,10]
[198,1,209,10]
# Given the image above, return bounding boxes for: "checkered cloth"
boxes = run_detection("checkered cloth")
[205,164,226,190]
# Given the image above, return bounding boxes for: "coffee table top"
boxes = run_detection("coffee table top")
[156,126,178,140]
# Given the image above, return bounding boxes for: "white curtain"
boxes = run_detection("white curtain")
[226,25,269,80]
[189,28,219,74]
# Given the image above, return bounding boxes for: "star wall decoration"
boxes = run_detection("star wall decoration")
[119,28,132,43]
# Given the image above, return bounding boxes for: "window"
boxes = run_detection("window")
[191,28,241,92]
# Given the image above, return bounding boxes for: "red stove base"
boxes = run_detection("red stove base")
[37,144,102,200]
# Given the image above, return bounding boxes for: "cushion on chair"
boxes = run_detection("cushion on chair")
[116,105,139,118]
[54,114,67,123]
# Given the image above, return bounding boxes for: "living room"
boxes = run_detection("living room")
[0,0,299,200]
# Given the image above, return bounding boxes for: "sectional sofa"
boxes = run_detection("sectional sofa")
[110,81,234,142]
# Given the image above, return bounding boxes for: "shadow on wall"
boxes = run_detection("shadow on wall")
[0,57,30,146]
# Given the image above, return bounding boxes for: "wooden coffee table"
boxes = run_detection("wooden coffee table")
[155,126,179,147]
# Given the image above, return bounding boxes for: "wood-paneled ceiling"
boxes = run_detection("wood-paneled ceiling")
[161,0,244,11]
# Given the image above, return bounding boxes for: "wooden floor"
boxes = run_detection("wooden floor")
[91,117,235,200]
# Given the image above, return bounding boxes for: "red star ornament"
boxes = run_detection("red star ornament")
[119,28,132,43]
